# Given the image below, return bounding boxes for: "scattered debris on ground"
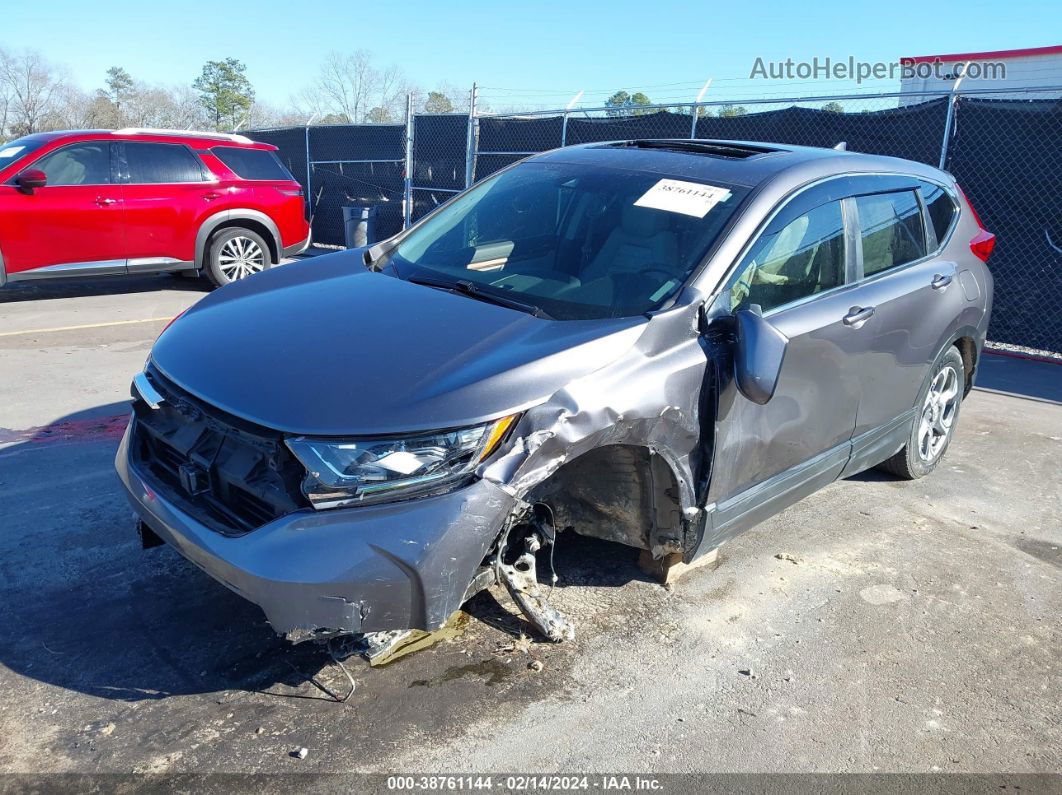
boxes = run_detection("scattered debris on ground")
[496,634,533,656]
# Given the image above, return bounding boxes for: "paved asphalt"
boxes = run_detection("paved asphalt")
[0,271,1058,776]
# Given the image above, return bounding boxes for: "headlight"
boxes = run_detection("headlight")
[286,414,518,509]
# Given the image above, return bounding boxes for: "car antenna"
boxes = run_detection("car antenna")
[833,141,847,151]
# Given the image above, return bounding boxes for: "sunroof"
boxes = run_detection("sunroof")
[607,140,779,159]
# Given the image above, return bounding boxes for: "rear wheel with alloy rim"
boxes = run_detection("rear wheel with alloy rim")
[206,228,271,287]
[878,345,966,480]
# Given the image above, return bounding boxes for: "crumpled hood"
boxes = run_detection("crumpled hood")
[150,253,646,435]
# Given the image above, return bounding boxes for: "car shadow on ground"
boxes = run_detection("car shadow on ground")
[0,403,652,704]
[975,350,1062,404]
[844,468,898,483]
[0,274,208,303]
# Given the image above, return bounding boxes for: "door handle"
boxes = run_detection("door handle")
[203,192,221,201]
[931,273,953,290]
[842,305,875,327]
[96,196,118,206]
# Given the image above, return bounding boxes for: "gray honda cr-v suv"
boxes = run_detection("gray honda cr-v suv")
[116,139,994,644]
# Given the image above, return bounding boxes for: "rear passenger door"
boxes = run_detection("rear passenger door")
[837,176,967,473]
[118,141,216,269]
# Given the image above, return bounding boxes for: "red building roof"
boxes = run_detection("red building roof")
[901,45,1062,65]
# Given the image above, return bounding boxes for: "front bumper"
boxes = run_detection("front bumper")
[115,423,515,640]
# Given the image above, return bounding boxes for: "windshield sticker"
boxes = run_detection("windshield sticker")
[0,146,25,158]
[634,179,732,218]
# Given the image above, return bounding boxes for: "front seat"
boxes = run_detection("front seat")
[581,205,680,282]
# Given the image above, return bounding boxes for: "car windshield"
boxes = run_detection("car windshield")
[0,135,49,172]
[387,161,749,320]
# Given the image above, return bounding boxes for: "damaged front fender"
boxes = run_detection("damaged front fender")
[480,295,710,563]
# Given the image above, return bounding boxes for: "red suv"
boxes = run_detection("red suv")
[0,128,310,288]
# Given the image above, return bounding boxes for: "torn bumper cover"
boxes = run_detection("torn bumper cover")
[115,425,516,640]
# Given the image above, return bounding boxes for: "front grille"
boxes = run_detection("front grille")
[130,366,309,536]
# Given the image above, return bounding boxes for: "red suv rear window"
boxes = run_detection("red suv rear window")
[211,146,294,181]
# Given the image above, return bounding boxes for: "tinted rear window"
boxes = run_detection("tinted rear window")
[211,147,293,180]
[920,181,958,248]
[125,142,206,183]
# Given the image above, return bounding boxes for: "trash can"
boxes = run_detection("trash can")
[342,205,377,249]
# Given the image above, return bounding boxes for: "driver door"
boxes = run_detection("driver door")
[702,189,863,541]
[3,141,125,275]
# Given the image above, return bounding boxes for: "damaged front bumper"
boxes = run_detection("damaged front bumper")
[115,425,516,641]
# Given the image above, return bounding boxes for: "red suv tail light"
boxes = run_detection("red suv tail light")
[956,183,996,263]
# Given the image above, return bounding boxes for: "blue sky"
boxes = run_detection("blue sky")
[5,0,1058,109]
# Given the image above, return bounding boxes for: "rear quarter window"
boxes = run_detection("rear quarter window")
[211,147,294,181]
[919,180,958,248]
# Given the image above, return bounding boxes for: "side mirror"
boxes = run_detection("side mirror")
[16,168,47,194]
[733,305,788,405]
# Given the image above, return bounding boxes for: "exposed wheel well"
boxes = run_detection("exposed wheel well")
[204,220,279,266]
[954,336,977,396]
[524,444,686,555]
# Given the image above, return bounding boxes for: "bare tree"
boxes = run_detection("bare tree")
[238,101,290,130]
[315,51,376,123]
[304,50,412,124]
[46,84,109,130]
[374,63,409,120]
[124,84,207,129]
[0,49,12,139]
[0,49,66,135]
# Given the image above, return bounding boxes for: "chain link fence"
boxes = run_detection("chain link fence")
[247,86,1062,353]
[942,96,1062,352]
[409,113,469,223]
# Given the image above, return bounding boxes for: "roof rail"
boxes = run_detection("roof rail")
[111,128,254,144]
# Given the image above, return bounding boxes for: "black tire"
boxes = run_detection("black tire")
[878,345,966,480]
[205,228,271,288]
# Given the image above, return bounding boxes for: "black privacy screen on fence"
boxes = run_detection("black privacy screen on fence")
[411,114,468,222]
[307,124,405,244]
[249,95,1062,352]
[252,124,406,244]
[946,98,1062,352]
[471,99,950,178]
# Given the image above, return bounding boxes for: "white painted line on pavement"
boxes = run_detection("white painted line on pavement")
[0,317,173,338]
